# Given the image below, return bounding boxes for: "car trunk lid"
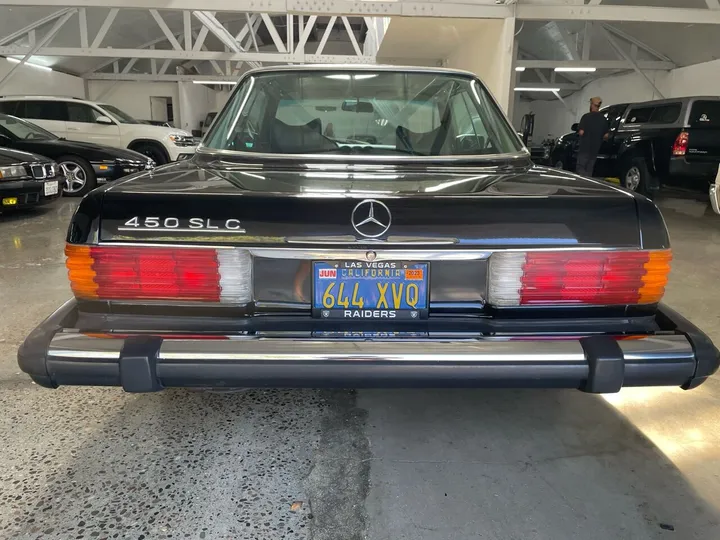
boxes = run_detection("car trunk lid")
[685,100,720,162]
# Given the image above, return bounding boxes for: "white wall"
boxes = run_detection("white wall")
[444,19,515,111]
[215,89,232,112]
[87,81,180,125]
[0,59,84,98]
[178,82,216,133]
[515,57,720,143]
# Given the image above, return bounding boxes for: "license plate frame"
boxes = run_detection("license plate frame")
[312,260,429,320]
[44,181,58,196]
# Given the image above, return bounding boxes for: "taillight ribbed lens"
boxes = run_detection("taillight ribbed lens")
[488,250,672,307]
[672,131,689,156]
[65,244,252,303]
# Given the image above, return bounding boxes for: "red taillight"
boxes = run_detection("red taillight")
[66,244,252,303]
[672,131,689,156]
[488,250,672,307]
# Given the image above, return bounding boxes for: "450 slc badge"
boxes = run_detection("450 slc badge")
[119,217,246,233]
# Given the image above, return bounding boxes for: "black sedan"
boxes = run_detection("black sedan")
[0,114,154,196]
[0,146,62,210]
[18,66,719,394]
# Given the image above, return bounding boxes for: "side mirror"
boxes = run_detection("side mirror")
[571,123,579,132]
[96,115,114,125]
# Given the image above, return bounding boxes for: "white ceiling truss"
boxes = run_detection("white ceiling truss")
[0,0,718,90]
[0,7,378,85]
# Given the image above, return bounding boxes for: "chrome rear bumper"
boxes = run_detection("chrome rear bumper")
[18,300,719,393]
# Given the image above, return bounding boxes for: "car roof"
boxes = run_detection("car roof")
[0,95,94,103]
[241,63,478,78]
[630,96,720,108]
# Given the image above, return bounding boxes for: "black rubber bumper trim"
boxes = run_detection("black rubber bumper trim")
[17,299,78,388]
[655,304,720,389]
[580,336,624,393]
[119,336,163,392]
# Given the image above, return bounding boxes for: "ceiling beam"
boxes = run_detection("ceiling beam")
[4,2,720,25]
[600,25,665,99]
[517,59,674,70]
[601,24,673,63]
[0,7,75,47]
[86,73,241,82]
[90,8,118,49]
[0,46,376,64]
[0,10,76,91]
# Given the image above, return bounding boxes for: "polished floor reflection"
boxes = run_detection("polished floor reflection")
[1,197,719,540]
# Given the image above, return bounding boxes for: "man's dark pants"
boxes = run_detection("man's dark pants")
[576,153,597,177]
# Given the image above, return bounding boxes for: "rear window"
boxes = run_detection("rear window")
[0,101,17,115]
[689,100,720,127]
[23,100,66,121]
[648,103,681,124]
[626,107,654,124]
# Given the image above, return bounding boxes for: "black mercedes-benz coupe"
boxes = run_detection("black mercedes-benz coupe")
[0,113,154,196]
[18,66,719,394]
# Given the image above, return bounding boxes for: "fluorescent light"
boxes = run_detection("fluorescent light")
[514,87,561,92]
[324,74,378,80]
[515,67,526,72]
[554,67,597,72]
[6,57,52,72]
[192,80,237,85]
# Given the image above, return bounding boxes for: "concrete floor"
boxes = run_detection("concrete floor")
[1,197,720,540]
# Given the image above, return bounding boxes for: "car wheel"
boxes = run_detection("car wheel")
[554,159,565,170]
[621,158,650,195]
[58,156,96,197]
[132,143,168,165]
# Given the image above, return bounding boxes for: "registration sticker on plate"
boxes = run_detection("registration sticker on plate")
[313,261,429,320]
[44,181,58,196]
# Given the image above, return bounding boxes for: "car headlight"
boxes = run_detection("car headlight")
[0,164,27,179]
[169,134,195,147]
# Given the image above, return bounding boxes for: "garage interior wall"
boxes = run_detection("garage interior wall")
[444,19,515,111]
[86,81,181,126]
[515,57,720,142]
[178,82,216,134]
[0,58,84,99]
[377,18,514,111]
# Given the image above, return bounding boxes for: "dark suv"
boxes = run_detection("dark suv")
[550,97,720,195]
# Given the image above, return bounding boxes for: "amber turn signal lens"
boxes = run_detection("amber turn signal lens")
[65,244,99,299]
[638,249,672,304]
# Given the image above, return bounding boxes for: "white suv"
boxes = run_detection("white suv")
[0,96,197,164]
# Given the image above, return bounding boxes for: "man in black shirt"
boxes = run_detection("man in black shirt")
[576,97,609,177]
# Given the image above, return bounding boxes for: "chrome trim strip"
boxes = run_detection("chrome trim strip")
[158,339,587,362]
[48,333,123,359]
[617,335,695,360]
[117,227,247,234]
[285,236,458,245]
[45,333,695,365]
[249,248,493,261]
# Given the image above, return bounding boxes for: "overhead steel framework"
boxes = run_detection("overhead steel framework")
[0,0,718,91]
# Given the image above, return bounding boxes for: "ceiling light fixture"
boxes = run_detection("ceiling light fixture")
[514,87,561,92]
[554,67,597,72]
[515,67,526,72]
[6,57,53,72]
[192,80,237,85]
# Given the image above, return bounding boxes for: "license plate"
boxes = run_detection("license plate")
[312,331,429,338]
[2,197,17,206]
[44,181,58,196]
[312,261,429,319]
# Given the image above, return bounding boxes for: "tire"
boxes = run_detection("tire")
[58,155,96,197]
[620,157,650,196]
[554,159,565,171]
[131,142,168,165]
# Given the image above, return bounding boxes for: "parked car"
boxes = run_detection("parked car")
[18,66,718,394]
[0,113,154,196]
[0,146,61,210]
[201,111,218,137]
[550,97,720,195]
[0,96,197,165]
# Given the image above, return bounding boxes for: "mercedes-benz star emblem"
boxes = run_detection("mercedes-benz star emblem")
[351,199,391,239]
